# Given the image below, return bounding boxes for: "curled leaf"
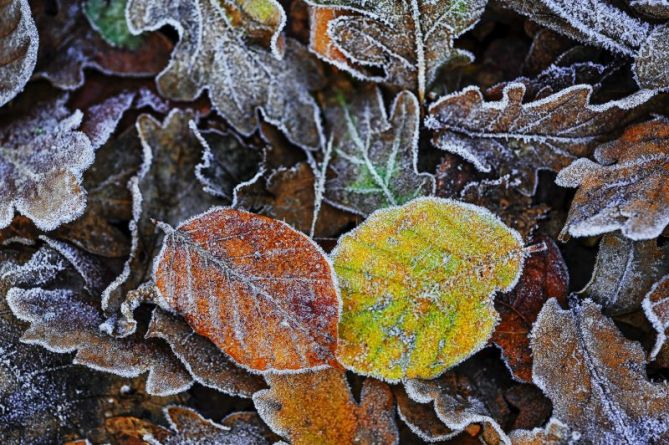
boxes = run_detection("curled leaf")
[642,275,669,359]
[0,0,38,107]
[153,207,340,373]
[332,197,524,381]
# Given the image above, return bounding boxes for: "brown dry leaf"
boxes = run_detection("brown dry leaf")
[146,308,266,397]
[508,418,579,445]
[126,0,325,150]
[395,385,455,442]
[557,117,669,241]
[582,233,669,316]
[32,0,172,90]
[531,298,669,444]
[426,83,653,195]
[308,7,350,69]
[253,368,398,445]
[0,0,37,107]
[105,416,172,445]
[153,207,340,373]
[303,0,487,100]
[634,24,669,91]
[491,236,568,382]
[642,275,669,360]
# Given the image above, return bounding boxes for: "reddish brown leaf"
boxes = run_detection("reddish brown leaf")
[492,236,569,382]
[153,207,340,373]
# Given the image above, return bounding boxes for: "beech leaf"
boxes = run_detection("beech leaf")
[323,88,435,216]
[557,117,669,241]
[531,298,669,444]
[153,207,340,373]
[332,197,525,381]
[253,368,398,445]
[0,0,38,107]
[426,83,653,195]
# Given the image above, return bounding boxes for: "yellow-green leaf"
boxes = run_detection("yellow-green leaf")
[332,197,525,381]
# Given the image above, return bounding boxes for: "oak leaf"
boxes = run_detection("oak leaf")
[253,368,398,445]
[557,117,669,241]
[0,0,37,107]
[531,298,669,444]
[153,207,340,373]
[426,83,653,195]
[332,197,525,381]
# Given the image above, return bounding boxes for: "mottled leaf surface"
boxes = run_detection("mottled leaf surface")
[323,88,435,216]
[126,0,324,150]
[154,207,339,373]
[332,197,524,381]
[557,118,669,241]
[634,24,669,91]
[254,368,398,445]
[509,418,579,445]
[426,83,652,195]
[0,0,37,107]
[531,298,669,444]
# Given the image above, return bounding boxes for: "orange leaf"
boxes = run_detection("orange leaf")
[153,207,340,373]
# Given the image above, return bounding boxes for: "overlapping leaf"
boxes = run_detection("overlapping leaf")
[557,117,669,241]
[642,275,669,359]
[332,197,525,381]
[305,0,487,100]
[0,0,37,107]
[426,83,653,195]
[153,207,340,373]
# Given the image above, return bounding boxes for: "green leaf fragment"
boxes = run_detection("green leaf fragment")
[84,0,144,49]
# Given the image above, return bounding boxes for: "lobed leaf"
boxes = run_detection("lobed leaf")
[332,197,525,381]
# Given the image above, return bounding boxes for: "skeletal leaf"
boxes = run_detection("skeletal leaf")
[304,0,486,100]
[531,298,669,444]
[0,96,95,231]
[153,207,340,373]
[492,236,568,382]
[0,0,38,107]
[557,117,669,241]
[426,83,653,195]
[582,234,669,315]
[33,0,172,90]
[146,308,266,397]
[642,275,669,359]
[126,0,325,150]
[509,418,580,445]
[323,88,435,216]
[332,197,525,381]
[6,243,193,396]
[253,368,398,445]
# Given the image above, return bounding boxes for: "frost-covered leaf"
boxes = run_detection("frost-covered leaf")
[323,88,435,216]
[102,110,223,320]
[492,236,568,382]
[0,0,37,107]
[426,83,653,195]
[33,0,172,90]
[395,385,454,442]
[633,24,669,91]
[254,368,398,445]
[146,308,266,397]
[332,197,525,381]
[509,418,580,445]
[6,243,193,396]
[153,207,340,373]
[0,96,95,231]
[557,117,669,241]
[304,0,486,100]
[84,0,144,49]
[126,0,325,150]
[582,233,669,316]
[631,0,669,19]
[642,275,669,360]
[531,298,669,444]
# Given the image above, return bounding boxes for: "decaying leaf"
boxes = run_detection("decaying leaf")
[0,0,38,107]
[492,236,568,382]
[0,96,95,231]
[633,24,669,91]
[153,207,340,373]
[254,368,398,445]
[557,117,669,241]
[323,88,435,216]
[508,418,580,445]
[395,385,453,442]
[426,83,653,195]
[332,197,525,381]
[582,233,669,315]
[304,0,486,100]
[630,0,669,19]
[642,275,669,359]
[531,298,669,444]
[126,0,325,150]
[6,241,193,396]
[146,308,266,397]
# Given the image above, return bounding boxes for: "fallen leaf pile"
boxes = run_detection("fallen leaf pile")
[0,0,668,444]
